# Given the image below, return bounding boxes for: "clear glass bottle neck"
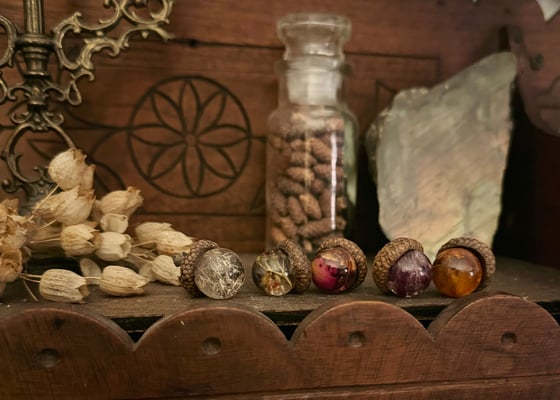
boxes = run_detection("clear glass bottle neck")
[276,59,349,107]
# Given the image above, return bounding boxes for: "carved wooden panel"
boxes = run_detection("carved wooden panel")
[0,293,559,399]
[1,0,560,260]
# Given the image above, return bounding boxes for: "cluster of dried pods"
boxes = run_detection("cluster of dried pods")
[0,148,196,303]
[267,114,350,254]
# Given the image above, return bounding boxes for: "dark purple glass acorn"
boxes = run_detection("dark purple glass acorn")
[372,237,432,297]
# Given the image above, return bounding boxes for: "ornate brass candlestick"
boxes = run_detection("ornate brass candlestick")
[0,0,173,208]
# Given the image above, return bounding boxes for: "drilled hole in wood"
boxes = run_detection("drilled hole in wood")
[202,337,222,355]
[348,331,365,348]
[501,332,517,348]
[37,348,60,368]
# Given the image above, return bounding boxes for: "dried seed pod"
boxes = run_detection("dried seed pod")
[39,269,89,303]
[287,196,307,225]
[135,222,175,247]
[372,237,432,297]
[95,232,132,261]
[310,178,325,196]
[48,148,89,191]
[270,190,288,217]
[276,176,305,196]
[150,255,181,286]
[313,163,333,181]
[0,247,22,283]
[277,216,298,238]
[298,218,333,239]
[155,230,194,255]
[299,193,322,220]
[1,214,28,251]
[309,137,333,163]
[79,258,102,285]
[99,213,129,233]
[60,224,100,257]
[36,187,95,225]
[270,226,287,245]
[290,151,316,167]
[96,187,143,217]
[286,167,315,186]
[100,265,150,296]
[138,262,156,282]
[79,164,96,193]
[252,239,311,296]
[179,240,245,299]
[432,237,495,298]
[311,237,367,293]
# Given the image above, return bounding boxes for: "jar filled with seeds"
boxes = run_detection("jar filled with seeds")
[266,13,358,254]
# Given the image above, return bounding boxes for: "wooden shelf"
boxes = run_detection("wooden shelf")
[1,256,560,399]
[2,256,559,335]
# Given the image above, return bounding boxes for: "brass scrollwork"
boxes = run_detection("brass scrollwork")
[0,0,174,207]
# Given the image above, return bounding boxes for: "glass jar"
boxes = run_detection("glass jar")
[266,13,358,254]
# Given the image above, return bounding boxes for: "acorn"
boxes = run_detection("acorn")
[179,239,245,299]
[310,237,367,293]
[372,237,433,298]
[252,239,311,296]
[432,237,495,298]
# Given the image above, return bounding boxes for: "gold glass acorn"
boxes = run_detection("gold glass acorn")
[179,239,245,300]
[310,237,367,293]
[252,240,311,296]
[372,237,433,298]
[432,237,495,298]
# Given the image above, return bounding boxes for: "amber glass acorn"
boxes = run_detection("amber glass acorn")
[432,237,495,298]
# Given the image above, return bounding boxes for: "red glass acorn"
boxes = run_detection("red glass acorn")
[310,237,368,293]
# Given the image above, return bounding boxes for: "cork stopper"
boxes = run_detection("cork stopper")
[437,237,495,290]
[277,239,311,293]
[317,237,367,289]
[372,237,424,294]
[179,239,219,297]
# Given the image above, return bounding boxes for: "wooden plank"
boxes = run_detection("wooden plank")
[0,292,559,399]
[2,257,559,324]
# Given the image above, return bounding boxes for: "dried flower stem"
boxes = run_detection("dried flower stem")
[27,184,60,223]
[28,238,61,245]
[131,241,157,248]
[21,279,39,302]
[37,219,58,231]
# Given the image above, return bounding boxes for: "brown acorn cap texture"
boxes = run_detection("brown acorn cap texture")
[372,237,424,294]
[437,237,496,290]
[317,237,368,289]
[179,239,219,297]
[277,239,311,294]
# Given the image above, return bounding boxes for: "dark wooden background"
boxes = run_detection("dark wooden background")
[1,0,559,265]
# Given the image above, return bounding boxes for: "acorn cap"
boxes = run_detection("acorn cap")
[317,237,367,289]
[437,237,495,290]
[277,239,311,294]
[372,237,424,294]
[179,239,219,297]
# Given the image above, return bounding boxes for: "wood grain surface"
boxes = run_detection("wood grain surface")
[0,292,559,399]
